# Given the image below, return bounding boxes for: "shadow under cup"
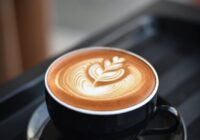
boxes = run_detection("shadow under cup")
[44,48,180,138]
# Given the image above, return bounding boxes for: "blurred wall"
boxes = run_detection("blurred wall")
[0,0,50,84]
[0,0,22,84]
[14,0,50,70]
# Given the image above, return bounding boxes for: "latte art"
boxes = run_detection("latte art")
[89,56,125,86]
[47,47,157,111]
[55,56,143,99]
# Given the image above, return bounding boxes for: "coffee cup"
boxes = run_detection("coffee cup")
[45,47,180,138]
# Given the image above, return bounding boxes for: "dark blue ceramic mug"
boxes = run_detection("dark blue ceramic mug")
[45,48,180,139]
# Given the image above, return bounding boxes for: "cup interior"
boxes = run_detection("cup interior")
[45,47,159,115]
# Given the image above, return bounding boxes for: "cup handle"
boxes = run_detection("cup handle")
[141,105,180,136]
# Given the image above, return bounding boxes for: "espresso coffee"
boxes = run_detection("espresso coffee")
[46,47,157,111]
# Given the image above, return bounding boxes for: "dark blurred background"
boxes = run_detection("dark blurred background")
[0,0,199,85]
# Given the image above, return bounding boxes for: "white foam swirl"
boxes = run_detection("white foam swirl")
[89,63,125,84]
[55,57,144,100]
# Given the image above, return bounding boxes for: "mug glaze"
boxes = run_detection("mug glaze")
[46,91,156,135]
[45,47,180,137]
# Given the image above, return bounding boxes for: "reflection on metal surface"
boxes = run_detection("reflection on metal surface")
[27,102,49,140]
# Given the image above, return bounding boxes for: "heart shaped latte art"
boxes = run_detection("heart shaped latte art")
[50,48,156,111]
[55,56,143,98]
[88,56,125,85]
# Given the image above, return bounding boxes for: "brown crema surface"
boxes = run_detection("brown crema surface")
[47,48,157,111]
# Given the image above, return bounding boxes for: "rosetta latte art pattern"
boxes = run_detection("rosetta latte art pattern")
[55,56,143,99]
[89,56,125,86]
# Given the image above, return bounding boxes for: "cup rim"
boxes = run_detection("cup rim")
[45,47,159,115]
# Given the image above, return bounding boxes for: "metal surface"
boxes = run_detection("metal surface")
[27,103,49,140]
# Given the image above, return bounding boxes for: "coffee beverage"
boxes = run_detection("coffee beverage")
[46,47,156,111]
[45,47,179,136]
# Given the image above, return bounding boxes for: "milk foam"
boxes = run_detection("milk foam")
[55,56,144,99]
[47,48,157,111]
